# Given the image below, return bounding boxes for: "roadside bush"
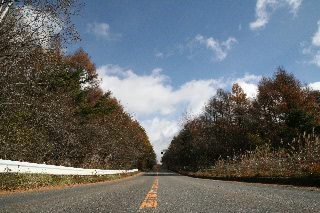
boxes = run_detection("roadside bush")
[198,133,320,178]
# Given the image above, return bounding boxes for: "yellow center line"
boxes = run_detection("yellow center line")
[139,172,159,209]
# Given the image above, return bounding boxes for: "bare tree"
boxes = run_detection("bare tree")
[0,0,14,23]
[0,0,80,66]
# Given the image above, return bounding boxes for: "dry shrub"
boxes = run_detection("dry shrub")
[0,172,137,191]
[201,133,320,178]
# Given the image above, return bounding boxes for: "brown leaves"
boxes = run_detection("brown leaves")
[0,46,156,170]
[65,49,97,77]
[162,68,320,172]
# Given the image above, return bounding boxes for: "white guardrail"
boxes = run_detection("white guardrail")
[0,159,138,175]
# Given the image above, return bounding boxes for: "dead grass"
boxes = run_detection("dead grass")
[196,133,320,178]
[0,172,139,192]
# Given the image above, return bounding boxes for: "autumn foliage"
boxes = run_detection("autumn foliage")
[0,2,156,170]
[162,68,320,175]
[0,47,156,170]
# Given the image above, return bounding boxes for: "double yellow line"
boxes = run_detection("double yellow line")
[139,172,158,209]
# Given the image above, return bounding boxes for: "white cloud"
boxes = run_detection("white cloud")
[309,82,320,91]
[156,35,237,61]
[191,34,237,61]
[301,42,312,55]
[301,20,320,67]
[141,118,179,162]
[250,0,302,30]
[97,65,262,161]
[154,44,185,59]
[312,21,320,47]
[155,52,164,58]
[87,22,121,40]
[97,65,228,160]
[177,79,226,114]
[311,53,320,67]
[232,73,262,98]
[98,65,174,115]
[97,65,225,116]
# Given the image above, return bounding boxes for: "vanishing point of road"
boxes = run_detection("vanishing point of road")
[1,171,319,212]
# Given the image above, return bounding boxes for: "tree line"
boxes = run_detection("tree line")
[0,0,156,170]
[162,68,320,171]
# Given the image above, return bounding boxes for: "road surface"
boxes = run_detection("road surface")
[1,171,320,212]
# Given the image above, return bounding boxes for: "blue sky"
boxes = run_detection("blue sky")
[68,0,320,162]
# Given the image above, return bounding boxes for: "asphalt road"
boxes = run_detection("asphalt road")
[1,171,320,212]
